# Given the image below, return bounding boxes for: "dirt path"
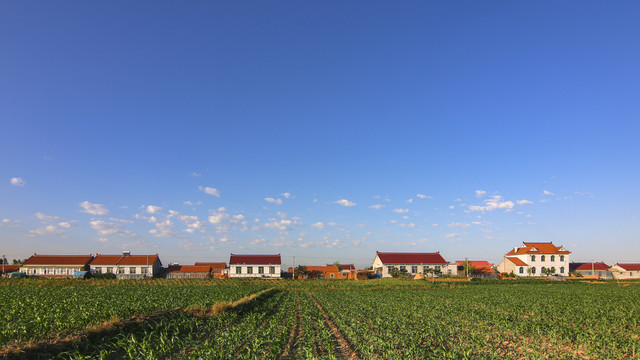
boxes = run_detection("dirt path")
[307,292,361,360]
[279,294,302,359]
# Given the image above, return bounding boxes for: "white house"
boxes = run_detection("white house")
[569,262,613,279]
[608,263,640,279]
[229,254,281,278]
[497,242,571,277]
[372,251,450,278]
[20,254,94,277]
[90,252,162,279]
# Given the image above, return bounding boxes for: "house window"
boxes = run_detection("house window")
[560,255,565,261]
[236,267,242,274]
[560,267,565,274]
[400,266,406,272]
[130,267,136,274]
[106,267,113,273]
[551,255,555,261]
[411,266,418,273]
[541,255,546,262]
[118,268,125,274]
[330,273,335,278]
[435,265,441,270]
[519,267,524,274]
[247,266,253,274]
[258,266,264,274]
[531,255,536,262]
[423,266,428,273]
[94,267,102,273]
[269,266,275,274]
[531,267,536,274]
[141,267,148,275]
[541,267,546,274]
[387,266,394,273]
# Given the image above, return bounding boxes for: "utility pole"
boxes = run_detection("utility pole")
[592,259,595,277]
[466,258,469,277]
[2,255,5,275]
[292,256,295,279]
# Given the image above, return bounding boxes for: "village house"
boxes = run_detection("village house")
[194,262,227,278]
[497,242,571,277]
[372,251,450,278]
[569,262,613,279]
[20,254,94,278]
[456,260,497,279]
[165,262,227,279]
[90,252,162,279]
[608,263,640,280]
[229,254,281,278]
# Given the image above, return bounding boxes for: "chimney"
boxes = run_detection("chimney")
[122,251,131,257]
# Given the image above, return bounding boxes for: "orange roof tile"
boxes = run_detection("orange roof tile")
[506,257,528,266]
[505,242,570,255]
[616,263,640,271]
[456,260,493,267]
[118,255,160,266]
[194,262,226,271]
[22,254,94,266]
[90,255,123,266]
[376,252,447,264]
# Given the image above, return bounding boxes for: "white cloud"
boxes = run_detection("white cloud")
[281,192,292,199]
[448,205,455,209]
[79,201,109,215]
[58,222,71,228]
[265,197,283,205]
[445,233,459,238]
[2,218,10,223]
[28,225,65,236]
[517,199,533,205]
[264,219,302,231]
[475,190,487,198]
[145,205,163,214]
[199,186,220,197]
[90,220,136,238]
[335,199,356,207]
[369,204,385,210]
[191,172,202,177]
[208,207,228,224]
[416,194,432,199]
[311,222,325,229]
[10,177,25,186]
[35,212,62,222]
[543,190,554,196]
[406,199,413,203]
[392,208,409,214]
[149,219,176,238]
[448,222,470,228]
[184,200,202,206]
[468,195,514,213]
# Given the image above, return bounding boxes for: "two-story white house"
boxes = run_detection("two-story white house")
[229,254,281,278]
[497,242,571,277]
[372,251,449,278]
[90,251,162,279]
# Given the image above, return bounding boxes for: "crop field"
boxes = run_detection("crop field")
[1,278,639,359]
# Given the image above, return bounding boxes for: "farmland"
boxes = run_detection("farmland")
[1,278,639,359]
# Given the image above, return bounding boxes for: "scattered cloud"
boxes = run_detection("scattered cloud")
[58,222,72,228]
[191,172,202,177]
[392,208,409,214]
[10,177,25,186]
[145,205,163,214]
[264,218,302,231]
[265,197,283,205]
[543,190,554,196]
[79,201,109,215]
[448,222,470,228]
[475,190,487,198]
[149,219,176,238]
[445,233,459,238]
[416,194,432,199]
[184,200,202,206]
[281,192,292,199]
[369,204,385,210]
[311,222,325,229]
[517,199,533,205]
[335,199,356,207]
[35,212,62,222]
[90,220,136,238]
[199,186,220,197]
[406,199,413,203]
[28,225,65,236]
[468,195,514,213]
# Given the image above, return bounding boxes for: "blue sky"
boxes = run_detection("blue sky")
[2,2,639,268]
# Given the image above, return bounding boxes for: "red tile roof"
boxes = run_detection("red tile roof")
[336,264,356,271]
[90,255,124,266]
[22,254,94,266]
[118,254,160,266]
[168,265,212,273]
[194,262,226,271]
[505,242,571,255]
[0,264,21,273]
[616,264,640,271]
[506,257,528,266]
[229,254,281,265]
[571,262,610,272]
[307,265,339,272]
[456,260,493,267]
[376,252,447,264]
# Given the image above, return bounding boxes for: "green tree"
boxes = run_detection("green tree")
[333,261,343,271]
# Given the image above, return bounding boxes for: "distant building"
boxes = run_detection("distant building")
[229,254,281,278]
[90,252,162,279]
[1,264,21,275]
[194,262,227,278]
[456,260,497,279]
[372,251,449,278]
[569,262,612,279]
[288,264,354,279]
[608,263,640,280]
[20,254,94,278]
[497,242,571,277]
